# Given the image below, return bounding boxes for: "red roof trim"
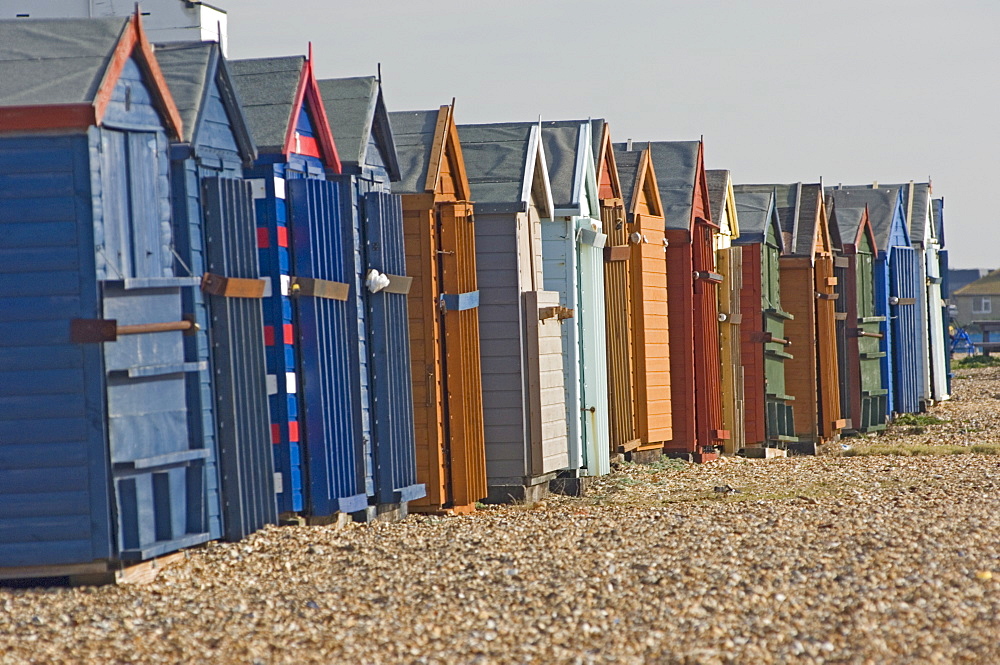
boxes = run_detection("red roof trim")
[92,13,183,140]
[282,45,341,173]
[0,104,96,132]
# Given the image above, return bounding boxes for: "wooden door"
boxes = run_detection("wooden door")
[100,129,210,560]
[524,290,569,475]
[601,201,637,453]
[890,247,921,414]
[855,243,887,431]
[437,201,487,509]
[202,176,276,540]
[760,235,795,443]
[814,254,842,439]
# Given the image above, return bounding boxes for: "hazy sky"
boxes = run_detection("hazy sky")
[227,0,999,269]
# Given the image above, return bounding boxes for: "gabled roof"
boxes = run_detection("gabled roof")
[457,121,554,216]
[954,269,1000,297]
[229,53,339,170]
[389,103,470,199]
[318,76,400,180]
[933,197,945,249]
[155,41,256,164]
[539,119,597,215]
[706,169,740,239]
[824,196,878,254]
[825,186,908,251]
[613,145,662,221]
[733,190,783,251]
[616,141,703,231]
[0,14,182,137]
[733,183,825,256]
[592,120,622,202]
[838,182,932,246]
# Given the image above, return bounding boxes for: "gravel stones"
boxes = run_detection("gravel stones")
[3,372,1000,663]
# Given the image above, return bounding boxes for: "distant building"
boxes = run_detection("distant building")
[953,269,1000,325]
[0,0,229,54]
[947,268,990,298]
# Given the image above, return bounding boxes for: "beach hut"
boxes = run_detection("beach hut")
[457,122,568,502]
[827,186,920,416]
[593,124,642,456]
[934,198,952,392]
[231,54,392,522]
[318,76,424,519]
[613,145,673,455]
[897,183,949,404]
[733,183,843,451]
[389,103,487,514]
[824,194,888,433]
[539,120,610,479]
[707,170,744,454]
[622,141,723,462]
[157,41,277,540]
[0,15,220,579]
[732,190,796,447]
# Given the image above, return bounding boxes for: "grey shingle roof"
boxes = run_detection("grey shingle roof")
[734,184,800,250]
[612,147,643,216]
[229,55,303,153]
[457,122,534,205]
[540,120,586,210]
[733,190,775,246]
[0,17,128,107]
[388,109,438,195]
[706,169,730,229]
[825,187,900,251]
[826,200,867,250]
[933,197,945,248]
[156,41,255,162]
[590,119,605,176]
[616,141,700,231]
[154,42,214,144]
[318,76,376,169]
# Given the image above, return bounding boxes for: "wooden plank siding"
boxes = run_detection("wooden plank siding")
[739,247,767,445]
[397,104,486,513]
[779,257,820,439]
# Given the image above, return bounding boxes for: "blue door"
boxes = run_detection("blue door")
[288,178,368,515]
[202,176,277,540]
[363,191,424,504]
[98,130,210,560]
[890,246,921,414]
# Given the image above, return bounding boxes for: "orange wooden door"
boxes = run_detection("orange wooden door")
[814,254,843,440]
[438,202,487,509]
[601,200,638,453]
[633,213,672,446]
[779,257,818,439]
[692,221,724,452]
[403,204,446,510]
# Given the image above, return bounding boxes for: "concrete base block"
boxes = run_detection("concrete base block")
[305,512,354,528]
[483,479,551,505]
[740,446,788,459]
[549,474,596,497]
[629,448,666,465]
[351,502,410,524]
[786,441,818,456]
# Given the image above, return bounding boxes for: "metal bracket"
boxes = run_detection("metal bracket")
[201,272,267,298]
[290,277,350,301]
[440,290,480,312]
[603,245,631,262]
[382,274,413,295]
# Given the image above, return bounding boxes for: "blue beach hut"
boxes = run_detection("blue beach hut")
[828,186,921,416]
[0,15,218,578]
[156,41,277,541]
[319,76,424,518]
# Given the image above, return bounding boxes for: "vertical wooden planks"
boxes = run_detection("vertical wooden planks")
[600,200,638,453]
[814,254,842,439]
[780,257,819,440]
[525,289,570,475]
[439,202,487,508]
